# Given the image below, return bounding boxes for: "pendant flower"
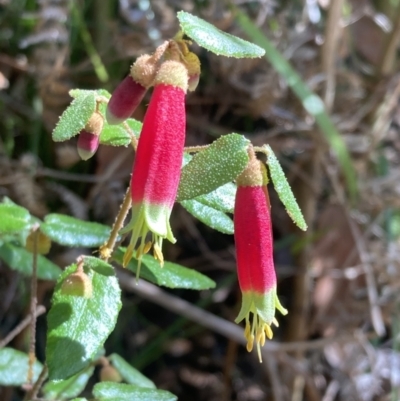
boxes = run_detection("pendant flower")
[77,111,104,160]
[122,60,189,276]
[234,148,288,362]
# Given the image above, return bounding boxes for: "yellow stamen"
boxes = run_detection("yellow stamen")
[153,242,164,266]
[264,324,273,340]
[246,334,255,352]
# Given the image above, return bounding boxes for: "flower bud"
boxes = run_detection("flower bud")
[61,270,92,298]
[100,365,122,383]
[106,52,162,125]
[25,230,51,255]
[77,111,103,160]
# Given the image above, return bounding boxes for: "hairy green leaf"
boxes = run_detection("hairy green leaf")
[109,354,155,388]
[177,133,249,201]
[46,263,121,380]
[192,182,236,214]
[114,249,215,290]
[100,118,142,147]
[43,366,94,400]
[177,11,265,58]
[0,348,43,386]
[41,214,112,247]
[0,243,61,280]
[93,382,177,401]
[264,145,307,231]
[181,199,234,234]
[0,200,31,235]
[52,91,96,142]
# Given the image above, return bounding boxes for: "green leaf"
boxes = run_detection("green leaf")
[192,182,236,214]
[235,10,357,200]
[93,382,177,401]
[177,11,265,58]
[71,399,88,401]
[181,199,234,234]
[43,366,94,400]
[83,255,115,276]
[0,348,43,386]
[52,91,96,142]
[100,118,142,147]
[0,201,32,235]
[41,214,112,247]
[46,262,122,380]
[264,145,307,231]
[114,249,215,290]
[177,133,249,201]
[109,354,155,388]
[0,243,62,280]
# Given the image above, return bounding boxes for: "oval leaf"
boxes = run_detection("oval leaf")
[41,214,112,247]
[177,133,249,201]
[52,91,96,142]
[46,262,122,380]
[0,201,31,235]
[264,145,307,231]
[177,11,265,58]
[93,382,177,401]
[181,199,234,234]
[0,243,61,280]
[0,348,43,386]
[109,354,155,389]
[100,118,142,147]
[43,366,94,400]
[114,249,215,290]
[192,182,236,214]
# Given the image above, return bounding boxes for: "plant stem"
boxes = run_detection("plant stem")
[27,224,40,386]
[99,187,132,261]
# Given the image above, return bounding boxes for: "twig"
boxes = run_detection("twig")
[23,365,48,401]
[0,305,46,349]
[117,270,368,353]
[27,225,39,385]
[377,3,400,77]
[99,187,132,261]
[321,0,345,112]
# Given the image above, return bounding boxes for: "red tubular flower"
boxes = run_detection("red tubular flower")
[122,60,188,273]
[234,149,287,362]
[77,111,103,160]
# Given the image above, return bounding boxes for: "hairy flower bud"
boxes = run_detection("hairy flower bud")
[77,111,103,160]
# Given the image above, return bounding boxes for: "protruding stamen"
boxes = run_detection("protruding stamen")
[153,242,164,266]
[264,324,273,340]
[246,334,255,352]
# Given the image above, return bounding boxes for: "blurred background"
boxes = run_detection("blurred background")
[1,0,400,400]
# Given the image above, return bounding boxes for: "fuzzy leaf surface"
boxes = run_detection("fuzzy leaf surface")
[93,382,177,401]
[0,201,31,235]
[114,249,215,290]
[264,145,307,231]
[43,366,94,400]
[100,118,142,147]
[52,91,96,142]
[0,243,61,280]
[46,263,121,380]
[41,214,112,247]
[177,11,265,58]
[109,353,155,388]
[181,199,234,234]
[0,348,43,386]
[177,134,249,201]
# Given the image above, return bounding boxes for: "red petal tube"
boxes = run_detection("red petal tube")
[130,83,186,206]
[234,186,276,294]
[106,75,147,125]
[77,130,100,160]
